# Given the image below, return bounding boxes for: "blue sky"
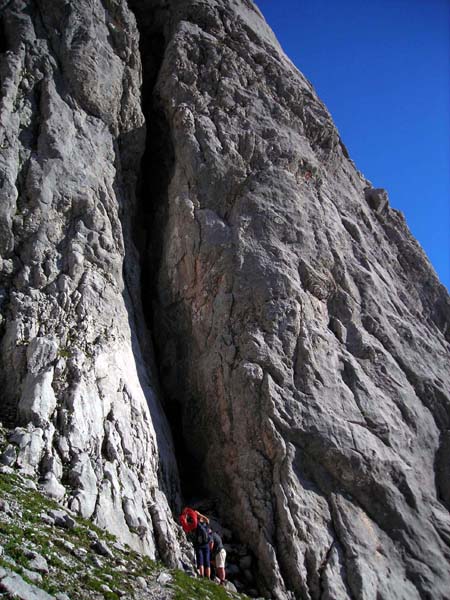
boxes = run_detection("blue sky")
[255,0,450,290]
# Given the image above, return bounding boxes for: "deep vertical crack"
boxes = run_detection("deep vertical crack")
[128,1,207,501]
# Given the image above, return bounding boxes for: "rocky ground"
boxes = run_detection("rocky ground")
[0,425,249,600]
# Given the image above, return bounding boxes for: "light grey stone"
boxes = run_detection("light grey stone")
[18,369,57,428]
[21,569,43,585]
[364,187,389,213]
[39,473,66,500]
[0,569,54,599]
[90,540,113,559]
[328,316,347,344]
[67,454,97,519]
[22,479,37,491]
[115,565,128,572]
[25,552,49,574]
[47,510,75,530]
[0,465,14,475]
[87,530,99,541]
[223,580,238,593]
[0,0,181,563]
[9,429,44,475]
[116,558,127,566]
[60,540,74,552]
[148,490,182,568]
[90,556,103,568]
[40,513,55,526]
[112,541,125,552]
[0,444,17,466]
[156,572,172,585]
[2,555,17,567]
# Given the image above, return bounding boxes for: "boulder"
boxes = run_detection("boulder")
[0,444,17,467]
[90,540,114,559]
[21,569,43,585]
[39,473,65,500]
[25,551,49,575]
[47,510,75,530]
[0,568,54,600]
[156,572,173,585]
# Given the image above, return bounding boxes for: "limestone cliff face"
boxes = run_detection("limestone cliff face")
[0,0,181,564]
[137,1,450,599]
[1,1,450,599]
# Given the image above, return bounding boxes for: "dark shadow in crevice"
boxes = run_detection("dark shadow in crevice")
[128,4,207,503]
[0,16,8,55]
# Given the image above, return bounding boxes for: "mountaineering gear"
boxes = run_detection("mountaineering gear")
[179,507,198,533]
[179,507,212,578]
[196,521,210,546]
[194,519,211,578]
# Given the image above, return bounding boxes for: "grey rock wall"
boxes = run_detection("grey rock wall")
[0,0,181,564]
[139,1,450,598]
[1,0,450,598]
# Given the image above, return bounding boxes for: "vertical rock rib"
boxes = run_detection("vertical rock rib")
[0,0,182,563]
[138,1,450,598]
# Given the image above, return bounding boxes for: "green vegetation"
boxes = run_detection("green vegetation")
[57,347,71,359]
[82,574,120,600]
[0,462,250,599]
[172,570,248,600]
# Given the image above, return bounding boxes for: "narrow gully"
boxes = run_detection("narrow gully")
[128,1,208,503]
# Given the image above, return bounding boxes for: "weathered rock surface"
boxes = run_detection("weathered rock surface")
[0,0,181,562]
[0,467,239,600]
[1,0,450,599]
[130,1,450,599]
[0,567,54,600]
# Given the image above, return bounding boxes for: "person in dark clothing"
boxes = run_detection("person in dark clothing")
[195,520,212,578]
[209,530,226,584]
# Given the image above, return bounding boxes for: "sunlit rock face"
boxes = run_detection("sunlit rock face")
[1,0,450,598]
[133,1,450,598]
[0,0,181,564]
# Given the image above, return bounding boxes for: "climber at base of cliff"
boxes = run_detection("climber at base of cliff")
[179,508,212,578]
[209,528,227,585]
[194,518,212,578]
